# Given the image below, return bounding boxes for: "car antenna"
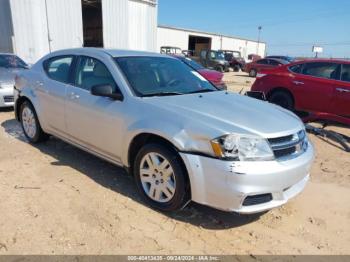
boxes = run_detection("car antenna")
[239,88,244,94]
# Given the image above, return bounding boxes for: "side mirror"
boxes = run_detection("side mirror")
[91,84,123,101]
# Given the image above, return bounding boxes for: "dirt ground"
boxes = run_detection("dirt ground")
[0,72,349,255]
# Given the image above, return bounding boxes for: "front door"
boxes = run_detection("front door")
[292,62,340,113]
[65,56,124,163]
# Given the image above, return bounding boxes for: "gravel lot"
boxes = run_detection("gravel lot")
[0,72,349,254]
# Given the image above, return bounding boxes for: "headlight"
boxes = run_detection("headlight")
[210,134,275,161]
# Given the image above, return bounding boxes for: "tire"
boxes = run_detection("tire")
[268,90,294,111]
[133,143,189,212]
[215,65,224,73]
[20,101,49,143]
[233,65,240,72]
[249,69,257,77]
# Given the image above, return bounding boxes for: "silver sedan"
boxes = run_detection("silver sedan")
[0,53,28,107]
[14,48,314,213]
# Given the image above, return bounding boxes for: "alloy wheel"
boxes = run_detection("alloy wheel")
[139,152,176,203]
[22,106,37,139]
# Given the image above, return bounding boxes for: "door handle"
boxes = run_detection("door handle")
[292,81,304,85]
[36,81,44,86]
[336,88,350,93]
[69,92,80,99]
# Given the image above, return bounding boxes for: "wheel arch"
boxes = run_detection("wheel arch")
[267,87,295,105]
[126,132,191,197]
[15,96,33,121]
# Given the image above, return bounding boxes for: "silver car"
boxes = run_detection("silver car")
[0,53,28,107]
[14,48,314,214]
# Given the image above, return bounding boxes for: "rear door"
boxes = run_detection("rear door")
[332,63,350,117]
[41,55,75,134]
[291,62,340,113]
[256,59,272,71]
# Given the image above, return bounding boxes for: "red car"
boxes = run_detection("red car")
[244,58,289,77]
[251,59,350,126]
[173,55,227,90]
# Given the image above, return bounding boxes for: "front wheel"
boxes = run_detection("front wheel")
[20,101,49,143]
[268,90,294,111]
[133,144,189,211]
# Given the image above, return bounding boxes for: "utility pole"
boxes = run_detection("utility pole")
[257,26,262,55]
[44,0,52,53]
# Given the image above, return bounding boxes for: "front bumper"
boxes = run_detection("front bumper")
[0,87,15,107]
[180,142,314,214]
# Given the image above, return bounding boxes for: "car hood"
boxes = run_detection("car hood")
[0,67,23,84]
[145,91,303,138]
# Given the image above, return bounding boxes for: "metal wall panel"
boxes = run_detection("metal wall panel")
[0,0,14,53]
[128,0,157,51]
[9,0,50,63]
[45,0,83,51]
[102,0,129,49]
[8,0,83,63]
[102,0,157,51]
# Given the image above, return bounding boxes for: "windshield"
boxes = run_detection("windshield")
[181,57,205,71]
[215,51,225,60]
[115,56,217,97]
[0,55,28,69]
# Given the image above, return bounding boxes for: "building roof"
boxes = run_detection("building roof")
[158,25,266,45]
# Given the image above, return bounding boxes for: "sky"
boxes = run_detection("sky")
[158,0,350,58]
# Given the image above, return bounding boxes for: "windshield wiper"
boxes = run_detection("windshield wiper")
[188,89,217,94]
[142,91,184,97]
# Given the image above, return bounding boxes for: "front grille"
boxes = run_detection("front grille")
[268,130,307,160]
[243,193,273,206]
[3,96,14,103]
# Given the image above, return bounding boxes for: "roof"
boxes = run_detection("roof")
[291,58,350,64]
[158,25,266,45]
[259,58,290,64]
[47,48,166,58]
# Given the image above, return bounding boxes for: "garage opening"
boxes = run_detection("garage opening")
[81,0,104,47]
[188,35,211,56]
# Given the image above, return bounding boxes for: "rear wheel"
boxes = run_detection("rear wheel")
[20,101,49,143]
[268,90,294,111]
[133,143,189,211]
[233,65,240,72]
[249,69,257,77]
[215,65,224,73]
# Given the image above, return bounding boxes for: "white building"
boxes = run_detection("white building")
[0,0,158,64]
[157,25,266,60]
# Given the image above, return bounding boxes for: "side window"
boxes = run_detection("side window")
[74,56,117,92]
[200,51,206,59]
[209,51,216,59]
[289,64,303,74]
[269,60,280,66]
[302,62,340,80]
[45,56,73,83]
[257,59,267,65]
[341,64,350,82]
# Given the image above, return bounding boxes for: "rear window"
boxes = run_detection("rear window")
[0,54,28,69]
[45,56,73,83]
